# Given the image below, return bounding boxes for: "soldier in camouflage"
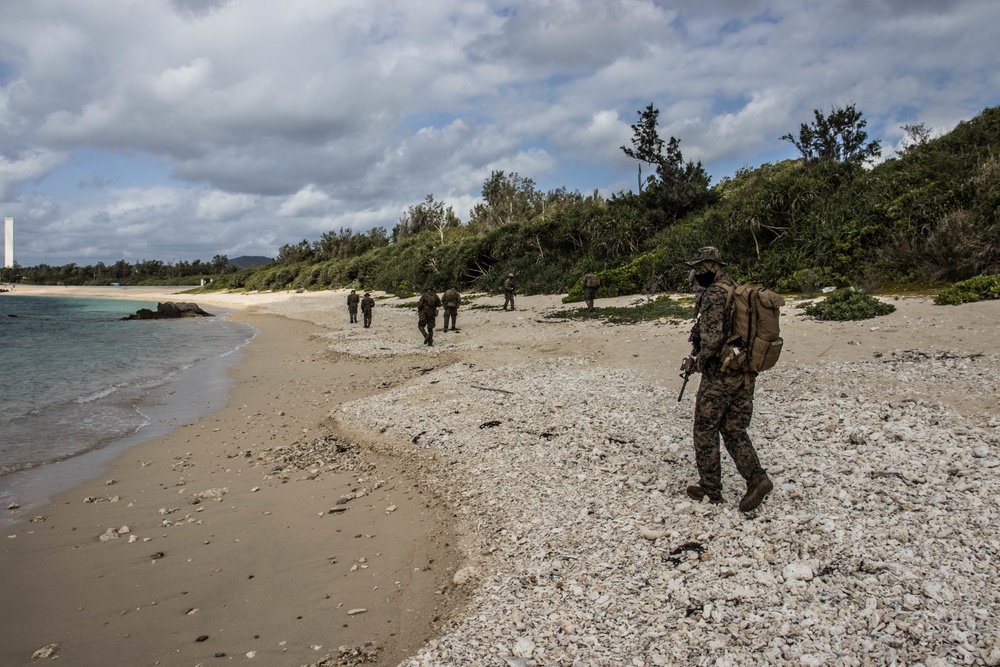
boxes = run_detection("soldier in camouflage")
[684,247,773,512]
[360,292,375,328]
[441,286,461,331]
[417,287,441,346]
[582,272,600,310]
[347,289,360,323]
[502,273,516,311]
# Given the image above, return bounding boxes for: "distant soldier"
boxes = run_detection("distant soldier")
[582,272,601,310]
[417,288,441,346]
[442,286,461,331]
[502,273,516,311]
[347,289,360,323]
[360,292,375,328]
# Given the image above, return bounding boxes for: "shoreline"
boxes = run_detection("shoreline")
[0,334,250,526]
[1,294,464,666]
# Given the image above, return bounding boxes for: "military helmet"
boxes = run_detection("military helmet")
[686,246,726,267]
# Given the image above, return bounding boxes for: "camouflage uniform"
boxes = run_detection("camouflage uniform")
[502,274,516,311]
[417,288,441,346]
[347,290,360,323]
[686,247,771,510]
[582,272,600,310]
[360,293,375,328]
[442,287,460,331]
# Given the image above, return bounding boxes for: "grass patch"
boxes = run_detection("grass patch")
[545,295,694,324]
[802,288,896,320]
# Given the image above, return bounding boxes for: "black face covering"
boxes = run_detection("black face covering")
[695,271,716,287]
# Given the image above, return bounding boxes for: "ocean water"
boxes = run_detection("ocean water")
[0,295,255,516]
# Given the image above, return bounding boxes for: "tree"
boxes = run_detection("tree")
[468,171,542,231]
[900,122,932,154]
[211,254,230,273]
[621,104,665,192]
[781,104,881,164]
[620,103,712,217]
[393,195,459,243]
[276,240,314,264]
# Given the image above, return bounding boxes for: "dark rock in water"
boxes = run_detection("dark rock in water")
[123,302,214,320]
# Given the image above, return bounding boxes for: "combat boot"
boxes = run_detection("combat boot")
[739,473,773,512]
[686,485,724,504]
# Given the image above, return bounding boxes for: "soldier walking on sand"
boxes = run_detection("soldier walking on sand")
[684,246,773,512]
[347,289,360,324]
[417,287,441,346]
[582,272,600,310]
[360,292,375,328]
[502,273,516,311]
[442,286,460,331]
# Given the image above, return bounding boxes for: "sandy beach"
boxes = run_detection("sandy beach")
[3,284,1000,666]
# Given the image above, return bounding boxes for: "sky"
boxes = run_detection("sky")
[2,0,999,267]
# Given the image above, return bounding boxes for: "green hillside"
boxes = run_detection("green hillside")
[18,106,1000,300]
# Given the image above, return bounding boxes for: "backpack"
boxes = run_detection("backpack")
[720,283,785,373]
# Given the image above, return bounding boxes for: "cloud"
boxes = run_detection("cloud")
[0,149,68,200]
[1,0,999,264]
[276,184,334,218]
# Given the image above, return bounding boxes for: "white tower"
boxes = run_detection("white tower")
[3,217,12,269]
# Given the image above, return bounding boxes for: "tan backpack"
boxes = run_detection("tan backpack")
[720,283,784,373]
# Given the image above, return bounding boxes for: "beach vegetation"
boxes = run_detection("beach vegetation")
[13,106,1000,308]
[546,295,694,324]
[801,288,896,320]
[933,274,1000,305]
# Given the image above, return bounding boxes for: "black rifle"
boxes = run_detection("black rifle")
[677,356,696,402]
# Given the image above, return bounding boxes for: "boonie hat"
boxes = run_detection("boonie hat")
[686,246,726,267]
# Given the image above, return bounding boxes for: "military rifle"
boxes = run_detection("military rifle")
[677,356,696,402]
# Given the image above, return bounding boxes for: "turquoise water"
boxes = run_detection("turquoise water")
[0,295,255,490]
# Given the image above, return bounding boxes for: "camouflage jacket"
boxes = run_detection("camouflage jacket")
[360,296,375,312]
[417,291,441,314]
[442,288,460,308]
[347,292,360,307]
[503,278,515,293]
[692,272,735,370]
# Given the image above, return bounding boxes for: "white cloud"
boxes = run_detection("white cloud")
[195,190,258,221]
[0,149,68,200]
[277,184,334,218]
[1,0,999,264]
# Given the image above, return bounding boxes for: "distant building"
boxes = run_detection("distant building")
[3,217,12,269]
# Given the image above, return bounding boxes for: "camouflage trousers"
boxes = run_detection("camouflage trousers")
[442,306,457,331]
[692,368,765,496]
[418,312,437,344]
[583,287,597,310]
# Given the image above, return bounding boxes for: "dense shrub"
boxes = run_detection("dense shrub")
[802,288,896,320]
[933,274,1000,305]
